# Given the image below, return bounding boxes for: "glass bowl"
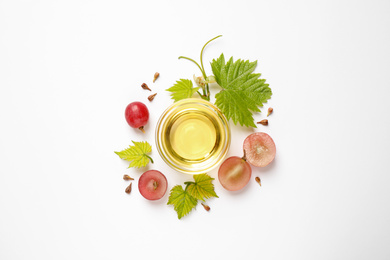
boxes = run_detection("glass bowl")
[156,98,231,174]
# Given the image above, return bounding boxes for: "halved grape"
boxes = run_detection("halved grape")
[138,170,168,200]
[218,156,252,191]
[243,132,276,167]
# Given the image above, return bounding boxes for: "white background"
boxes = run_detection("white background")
[1,0,390,259]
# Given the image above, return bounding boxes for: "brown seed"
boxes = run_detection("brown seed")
[257,119,268,126]
[255,176,261,186]
[267,107,273,117]
[141,83,151,91]
[148,93,157,101]
[153,72,160,83]
[123,174,134,181]
[125,183,132,194]
[201,203,210,211]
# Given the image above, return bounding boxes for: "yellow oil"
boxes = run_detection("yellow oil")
[158,100,229,173]
[170,115,216,160]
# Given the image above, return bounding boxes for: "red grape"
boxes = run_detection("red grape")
[243,132,276,167]
[218,156,252,191]
[138,170,168,200]
[125,102,149,132]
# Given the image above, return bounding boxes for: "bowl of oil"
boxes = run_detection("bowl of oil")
[156,98,231,174]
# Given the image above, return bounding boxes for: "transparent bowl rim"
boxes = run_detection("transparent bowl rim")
[155,98,231,174]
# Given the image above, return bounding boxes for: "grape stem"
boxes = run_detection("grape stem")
[242,149,247,161]
[153,181,158,190]
[178,35,222,101]
[139,126,146,133]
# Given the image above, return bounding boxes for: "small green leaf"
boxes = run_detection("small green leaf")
[166,79,200,102]
[211,53,272,127]
[167,185,198,219]
[114,141,153,168]
[186,174,219,201]
[167,173,218,219]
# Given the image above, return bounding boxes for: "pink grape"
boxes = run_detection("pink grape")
[243,132,276,167]
[218,156,252,191]
[138,170,168,200]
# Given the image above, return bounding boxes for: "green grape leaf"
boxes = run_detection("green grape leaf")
[211,53,272,127]
[167,185,198,219]
[186,173,219,201]
[166,79,200,102]
[114,141,153,168]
